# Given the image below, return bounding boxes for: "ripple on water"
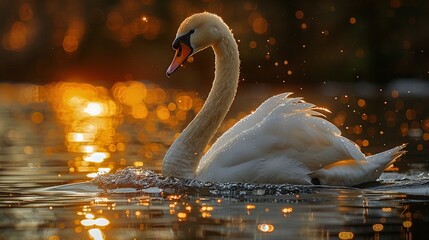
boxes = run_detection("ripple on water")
[90,167,428,198]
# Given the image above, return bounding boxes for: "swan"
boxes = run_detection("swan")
[162,12,406,186]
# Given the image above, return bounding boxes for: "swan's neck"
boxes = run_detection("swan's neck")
[162,33,240,178]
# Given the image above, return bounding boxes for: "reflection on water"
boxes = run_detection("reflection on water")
[1,185,427,239]
[0,81,207,180]
[1,82,429,239]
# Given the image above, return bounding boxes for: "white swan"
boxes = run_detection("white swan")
[163,12,406,186]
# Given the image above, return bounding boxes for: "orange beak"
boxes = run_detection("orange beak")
[166,42,193,77]
[166,31,194,77]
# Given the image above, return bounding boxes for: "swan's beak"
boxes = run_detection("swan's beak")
[166,42,193,77]
[167,30,194,77]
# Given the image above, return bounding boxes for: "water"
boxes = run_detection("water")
[1,83,429,240]
[2,173,429,240]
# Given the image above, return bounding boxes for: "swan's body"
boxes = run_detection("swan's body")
[163,12,405,186]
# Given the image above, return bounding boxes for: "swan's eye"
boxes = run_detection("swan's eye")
[189,29,195,34]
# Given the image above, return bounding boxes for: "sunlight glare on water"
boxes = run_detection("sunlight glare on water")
[0,81,212,180]
[0,81,429,239]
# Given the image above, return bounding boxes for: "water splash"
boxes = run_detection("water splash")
[93,167,332,196]
[93,167,429,197]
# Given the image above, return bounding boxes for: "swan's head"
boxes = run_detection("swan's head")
[166,12,229,76]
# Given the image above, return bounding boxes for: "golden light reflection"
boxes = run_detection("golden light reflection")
[257,223,274,233]
[3,77,419,179]
[403,220,412,228]
[88,228,104,240]
[30,80,203,177]
[84,102,104,116]
[83,152,110,163]
[381,207,392,213]
[338,231,354,239]
[295,10,305,20]
[63,18,85,54]
[246,204,256,210]
[94,218,110,227]
[31,111,44,124]
[372,223,384,232]
[177,212,187,221]
[78,203,110,240]
[282,207,293,214]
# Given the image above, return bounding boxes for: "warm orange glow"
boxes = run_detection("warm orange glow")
[405,109,416,120]
[67,132,95,142]
[268,37,276,45]
[338,231,354,239]
[382,207,392,212]
[372,223,384,232]
[349,17,357,24]
[83,152,110,163]
[81,219,95,226]
[177,212,187,219]
[84,102,104,116]
[176,95,193,111]
[246,204,256,210]
[97,168,111,174]
[295,10,304,19]
[63,19,85,54]
[94,218,110,226]
[106,11,123,31]
[403,220,412,228]
[357,99,366,108]
[282,207,293,214]
[24,146,33,155]
[19,3,34,21]
[391,90,399,98]
[258,223,274,233]
[81,145,97,153]
[88,228,104,240]
[133,161,144,167]
[31,112,44,124]
[423,133,429,141]
[156,106,170,120]
[249,41,257,48]
[63,35,79,53]
[20,80,205,178]
[201,206,214,212]
[252,17,268,34]
[4,21,28,51]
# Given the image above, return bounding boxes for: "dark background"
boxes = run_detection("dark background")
[0,0,428,89]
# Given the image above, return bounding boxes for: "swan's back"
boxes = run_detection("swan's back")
[197,93,293,171]
[196,94,366,184]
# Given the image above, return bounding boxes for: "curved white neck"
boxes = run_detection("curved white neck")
[162,32,240,178]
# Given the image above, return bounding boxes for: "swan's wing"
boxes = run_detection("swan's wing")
[259,101,366,169]
[198,93,293,171]
[196,98,366,183]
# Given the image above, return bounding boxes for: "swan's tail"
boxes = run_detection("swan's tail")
[309,144,407,186]
[366,144,407,170]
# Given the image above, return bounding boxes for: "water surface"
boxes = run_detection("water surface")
[1,83,428,240]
